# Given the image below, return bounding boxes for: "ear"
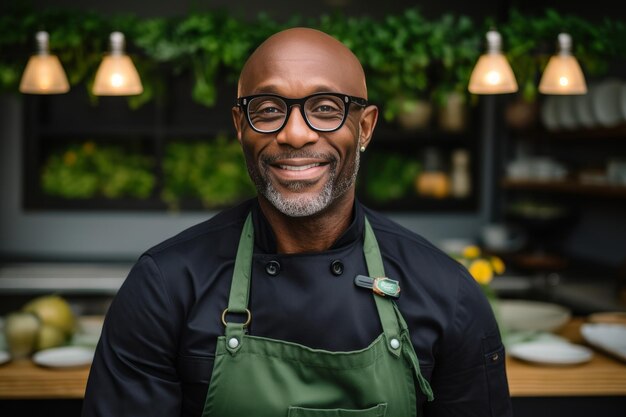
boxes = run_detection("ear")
[232,106,245,144]
[358,105,378,149]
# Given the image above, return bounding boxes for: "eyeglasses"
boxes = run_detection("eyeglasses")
[236,92,368,134]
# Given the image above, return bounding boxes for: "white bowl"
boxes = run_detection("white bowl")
[591,78,623,127]
[497,299,571,332]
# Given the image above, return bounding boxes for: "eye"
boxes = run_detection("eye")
[307,97,343,115]
[248,98,286,117]
[313,104,336,113]
[259,105,282,114]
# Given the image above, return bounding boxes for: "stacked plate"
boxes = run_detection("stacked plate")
[501,300,593,366]
[508,341,593,365]
[541,78,626,131]
[581,323,626,363]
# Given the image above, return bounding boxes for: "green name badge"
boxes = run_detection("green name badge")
[373,277,401,298]
[354,275,401,299]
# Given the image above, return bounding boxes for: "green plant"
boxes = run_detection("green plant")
[41,141,155,199]
[362,152,421,203]
[429,14,481,107]
[162,137,256,209]
[362,9,433,122]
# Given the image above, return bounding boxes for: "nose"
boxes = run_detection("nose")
[275,105,319,148]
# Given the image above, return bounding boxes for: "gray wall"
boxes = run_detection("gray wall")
[0,95,483,261]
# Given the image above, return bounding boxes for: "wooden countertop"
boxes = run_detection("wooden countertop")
[0,319,625,399]
[506,318,626,397]
[0,358,89,399]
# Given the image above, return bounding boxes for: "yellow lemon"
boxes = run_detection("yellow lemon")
[469,259,493,285]
[462,245,481,259]
[490,256,506,275]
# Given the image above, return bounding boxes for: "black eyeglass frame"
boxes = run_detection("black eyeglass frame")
[235,92,369,134]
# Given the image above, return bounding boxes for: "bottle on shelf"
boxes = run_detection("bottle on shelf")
[416,147,450,199]
[450,148,471,198]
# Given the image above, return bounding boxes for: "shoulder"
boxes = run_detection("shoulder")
[146,199,252,258]
[362,205,486,323]
[128,199,252,296]
[362,205,460,274]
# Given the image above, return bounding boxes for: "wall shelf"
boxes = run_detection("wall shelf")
[23,73,481,213]
[502,179,626,199]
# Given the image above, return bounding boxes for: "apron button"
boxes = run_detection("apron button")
[390,338,400,349]
[228,337,240,349]
[265,260,281,276]
[330,260,344,276]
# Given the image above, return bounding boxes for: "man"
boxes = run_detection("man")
[83,28,512,417]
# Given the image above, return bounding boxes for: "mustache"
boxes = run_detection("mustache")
[261,150,337,165]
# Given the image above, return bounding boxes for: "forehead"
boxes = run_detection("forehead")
[239,35,367,98]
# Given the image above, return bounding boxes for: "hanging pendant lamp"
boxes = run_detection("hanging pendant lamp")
[19,31,70,94]
[92,32,143,96]
[468,30,518,95]
[539,33,587,95]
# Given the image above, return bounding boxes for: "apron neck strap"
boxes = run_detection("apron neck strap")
[363,217,403,357]
[227,213,254,315]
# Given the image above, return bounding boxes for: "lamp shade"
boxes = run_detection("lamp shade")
[468,30,518,94]
[92,32,143,96]
[539,33,587,95]
[19,31,69,94]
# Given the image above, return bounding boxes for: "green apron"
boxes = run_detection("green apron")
[202,214,433,417]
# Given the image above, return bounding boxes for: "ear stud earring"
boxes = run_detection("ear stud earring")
[360,146,366,152]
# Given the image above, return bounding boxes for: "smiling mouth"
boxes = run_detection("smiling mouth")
[279,163,323,171]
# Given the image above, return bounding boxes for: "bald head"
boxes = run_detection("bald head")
[238,28,368,99]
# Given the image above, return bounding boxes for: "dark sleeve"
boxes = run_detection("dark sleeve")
[82,255,182,417]
[424,266,513,417]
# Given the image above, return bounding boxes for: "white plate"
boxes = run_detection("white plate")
[573,91,596,128]
[591,78,623,127]
[508,341,593,365]
[581,323,626,362]
[32,346,94,368]
[556,95,579,130]
[0,351,10,365]
[541,96,560,131]
[497,299,571,332]
[620,82,626,122]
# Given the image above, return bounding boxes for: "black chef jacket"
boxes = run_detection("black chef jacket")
[82,198,512,417]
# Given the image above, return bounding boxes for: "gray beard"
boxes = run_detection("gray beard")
[247,149,360,217]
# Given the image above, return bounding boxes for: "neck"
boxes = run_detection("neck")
[258,192,355,254]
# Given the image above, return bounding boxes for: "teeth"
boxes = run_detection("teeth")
[279,163,320,171]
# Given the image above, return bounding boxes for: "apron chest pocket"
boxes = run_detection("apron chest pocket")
[288,403,387,417]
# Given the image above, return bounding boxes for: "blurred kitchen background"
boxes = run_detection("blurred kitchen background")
[2,0,625,314]
[1,0,626,415]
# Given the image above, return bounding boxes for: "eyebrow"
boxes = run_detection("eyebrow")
[250,84,340,96]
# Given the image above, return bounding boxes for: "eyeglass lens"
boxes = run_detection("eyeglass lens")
[247,95,346,132]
